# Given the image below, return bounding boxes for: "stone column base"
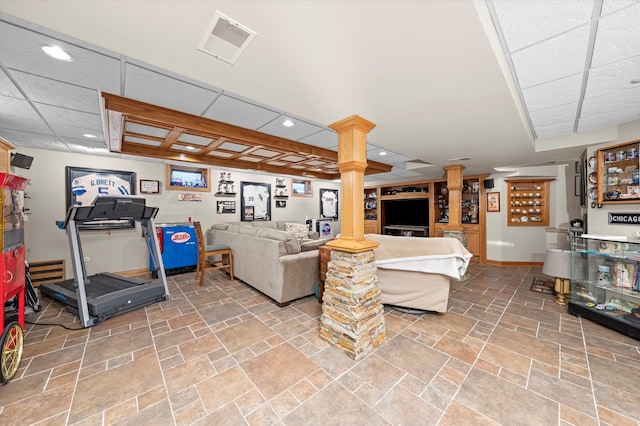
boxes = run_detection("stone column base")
[319,249,385,360]
[444,229,468,249]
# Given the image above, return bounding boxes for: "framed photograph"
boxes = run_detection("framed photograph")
[319,188,339,219]
[65,166,136,230]
[217,200,236,214]
[140,179,160,194]
[275,200,287,208]
[487,192,500,212]
[241,182,271,221]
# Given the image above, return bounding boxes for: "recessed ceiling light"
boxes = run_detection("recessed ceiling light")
[379,151,387,156]
[82,133,97,138]
[186,146,195,150]
[42,45,72,62]
[282,119,294,127]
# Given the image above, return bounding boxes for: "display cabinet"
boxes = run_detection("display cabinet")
[364,187,379,234]
[597,139,639,204]
[505,179,552,226]
[568,235,640,340]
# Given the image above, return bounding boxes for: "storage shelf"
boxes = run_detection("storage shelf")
[380,192,429,200]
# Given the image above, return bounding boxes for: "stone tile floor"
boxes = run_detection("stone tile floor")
[1,263,638,425]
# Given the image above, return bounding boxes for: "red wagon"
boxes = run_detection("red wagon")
[0,172,28,384]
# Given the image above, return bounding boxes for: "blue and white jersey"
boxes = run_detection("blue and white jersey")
[71,173,131,206]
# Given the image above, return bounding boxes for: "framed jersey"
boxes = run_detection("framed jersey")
[65,166,136,230]
[320,188,339,219]
[240,182,271,222]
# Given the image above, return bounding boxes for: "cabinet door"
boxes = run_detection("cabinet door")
[597,140,640,204]
[364,220,378,234]
[465,228,479,258]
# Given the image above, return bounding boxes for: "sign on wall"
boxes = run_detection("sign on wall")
[608,212,640,225]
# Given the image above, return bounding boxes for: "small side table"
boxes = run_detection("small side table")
[318,245,332,303]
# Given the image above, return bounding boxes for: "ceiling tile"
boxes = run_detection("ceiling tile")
[124,64,218,115]
[585,56,640,98]
[51,122,106,141]
[521,73,582,112]
[590,3,640,68]
[534,121,576,139]
[298,129,337,149]
[511,25,590,88]
[36,103,103,132]
[126,122,170,139]
[0,96,41,120]
[203,94,280,129]
[601,0,638,15]
[578,104,640,132]
[491,0,593,52]
[0,68,24,98]
[178,133,213,146]
[0,127,66,150]
[258,117,325,141]
[0,21,120,92]
[580,86,640,118]
[11,70,101,114]
[529,102,578,129]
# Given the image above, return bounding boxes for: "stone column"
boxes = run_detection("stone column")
[319,115,385,360]
[442,164,468,248]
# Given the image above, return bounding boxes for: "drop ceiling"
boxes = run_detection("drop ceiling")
[0,0,638,183]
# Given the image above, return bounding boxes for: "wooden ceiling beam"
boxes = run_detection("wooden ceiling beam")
[103,92,391,175]
[120,143,335,180]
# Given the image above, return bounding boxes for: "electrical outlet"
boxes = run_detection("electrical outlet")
[84,256,90,262]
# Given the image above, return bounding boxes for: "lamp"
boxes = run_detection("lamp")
[542,249,571,305]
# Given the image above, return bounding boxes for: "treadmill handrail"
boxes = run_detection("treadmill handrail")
[63,195,157,226]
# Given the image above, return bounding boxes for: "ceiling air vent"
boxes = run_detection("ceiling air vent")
[198,11,257,64]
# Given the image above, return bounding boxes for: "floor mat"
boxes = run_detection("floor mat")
[530,277,554,294]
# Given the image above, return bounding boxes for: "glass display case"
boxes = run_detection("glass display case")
[568,234,640,339]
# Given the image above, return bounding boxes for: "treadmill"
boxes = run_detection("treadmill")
[40,196,170,327]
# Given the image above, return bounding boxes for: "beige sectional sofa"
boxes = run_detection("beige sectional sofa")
[207,221,327,305]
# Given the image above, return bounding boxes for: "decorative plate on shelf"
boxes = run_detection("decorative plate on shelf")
[587,186,597,200]
[588,172,598,185]
[588,155,596,169]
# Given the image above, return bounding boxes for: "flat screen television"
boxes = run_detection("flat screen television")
[383,199,429,226]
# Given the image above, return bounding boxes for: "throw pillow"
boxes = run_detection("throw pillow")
[300,239,327,252]
[285,222,309,239]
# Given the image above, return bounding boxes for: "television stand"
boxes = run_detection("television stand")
[383,225,429,237]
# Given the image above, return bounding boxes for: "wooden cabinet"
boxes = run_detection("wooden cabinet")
[434,177,483,225]
[505,179,552,226]
[364,187,379,234]
[597,139,639,204]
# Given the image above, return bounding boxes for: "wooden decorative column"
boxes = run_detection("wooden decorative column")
[319,115,385,359]
[442,164,468,248]
[0,137,16,173]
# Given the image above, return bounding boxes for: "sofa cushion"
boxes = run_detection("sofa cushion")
[239,226,260,236]
[256,228,301,254]
[210,223,229,231]
[300,238,327,252]
[251,221,279,230]
[285,222,309,239]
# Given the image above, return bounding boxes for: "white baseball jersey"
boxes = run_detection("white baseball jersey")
[243,185,270,219]
[321,191,338,218]
[71,173,131,206]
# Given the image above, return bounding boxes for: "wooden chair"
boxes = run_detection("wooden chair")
[194,221,233,286]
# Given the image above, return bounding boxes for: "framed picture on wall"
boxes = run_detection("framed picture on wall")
[319,188,339,219]
[241,182,271,221]
[487,192,500,212]
[65,166,136,229]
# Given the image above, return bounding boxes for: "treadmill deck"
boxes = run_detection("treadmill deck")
[40,273,168,322]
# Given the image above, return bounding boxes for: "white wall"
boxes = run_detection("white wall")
[15,148,339,278]
[485,164,579,263]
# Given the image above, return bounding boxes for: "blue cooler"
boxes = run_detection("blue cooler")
[150,223,197,277]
